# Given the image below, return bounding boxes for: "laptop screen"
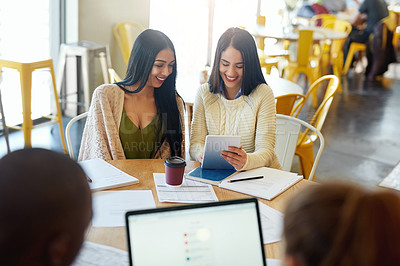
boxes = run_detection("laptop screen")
[125,198,266,266]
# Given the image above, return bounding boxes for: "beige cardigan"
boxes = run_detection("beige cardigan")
[78,84,185,161]
[189,83,281,170]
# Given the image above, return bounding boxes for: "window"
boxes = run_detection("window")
[150,0,284,102]
[0,0,61,125]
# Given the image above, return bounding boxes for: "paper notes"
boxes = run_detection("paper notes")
[72,241,129,266]
[92,190,155,227]
[220,167,302,200]
[258,201,283,244]
[153,173,218,203]
[79,158,139,191]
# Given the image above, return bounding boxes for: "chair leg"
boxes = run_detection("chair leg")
[20,69,33,148]
[49,64,68,154]
[295,144,315,180]
[0,89,10,153]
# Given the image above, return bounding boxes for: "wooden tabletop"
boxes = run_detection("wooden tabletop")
[86,159,314,259]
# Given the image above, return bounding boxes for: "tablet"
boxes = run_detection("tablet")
[202,135,241,170]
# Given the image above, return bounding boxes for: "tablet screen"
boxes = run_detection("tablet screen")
[202,135,241,169]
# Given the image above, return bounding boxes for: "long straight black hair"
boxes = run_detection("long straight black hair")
[115,29,183,157]
[208,27,266,95]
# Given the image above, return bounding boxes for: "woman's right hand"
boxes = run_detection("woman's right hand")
[198,153,204,163]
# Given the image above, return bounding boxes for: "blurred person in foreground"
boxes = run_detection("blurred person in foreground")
[282,182,400,266]
[0,148,92,266]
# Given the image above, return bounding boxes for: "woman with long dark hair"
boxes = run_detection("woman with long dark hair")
[79,29,184,160]
[189,27,280,170]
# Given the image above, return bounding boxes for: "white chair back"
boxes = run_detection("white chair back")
[65,112,88,160]
[275,115,301,171]
[275,114,325,180]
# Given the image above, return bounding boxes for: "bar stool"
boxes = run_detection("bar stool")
[0,87,10,153]
[56,41,111,114]
[0,59,67,153]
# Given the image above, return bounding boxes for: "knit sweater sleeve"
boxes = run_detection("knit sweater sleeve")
[78,85,125,161]
[189,84,209,161]
[241,84,281,170]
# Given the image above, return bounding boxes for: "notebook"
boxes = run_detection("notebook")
[78,158,139,191]
[220,167,303,200]
[125,198,266,266]
[185,167,237,185]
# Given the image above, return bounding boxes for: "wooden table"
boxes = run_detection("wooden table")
[86,159,313,259]
[264,74,304,97]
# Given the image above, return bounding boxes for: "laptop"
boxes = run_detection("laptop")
[125,198,266,266]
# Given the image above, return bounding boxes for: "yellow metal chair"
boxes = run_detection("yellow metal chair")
[283,30,323,106]
[310,14,337,27]
[108,68,122,83]
[275,93,305,116]
[113,22,145,65]
[291,75,339,180]
[310,14,339,73]
[0,59,67,153]
[393,26,400,49]
[322,19,352,92]
[258,50,281,75]
[342,42,367,75]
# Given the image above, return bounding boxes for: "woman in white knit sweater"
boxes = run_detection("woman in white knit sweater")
[189,27,281,171]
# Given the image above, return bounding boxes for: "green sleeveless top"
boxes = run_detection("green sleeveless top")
[119,108,162,159]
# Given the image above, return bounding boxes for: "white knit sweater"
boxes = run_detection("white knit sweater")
[189,83,281,170]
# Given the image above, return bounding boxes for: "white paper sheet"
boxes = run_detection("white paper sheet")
[79,158,139,191]
[72,241,128,266]
[153,173,218,203]
[266,258,282,266]
[220,167,302,200]
[258,201,284,244]
[92,190,156,227]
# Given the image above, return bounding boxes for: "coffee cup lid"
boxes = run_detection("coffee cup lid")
[164,156,186,168]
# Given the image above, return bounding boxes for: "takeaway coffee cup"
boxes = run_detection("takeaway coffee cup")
[164,156,186,186]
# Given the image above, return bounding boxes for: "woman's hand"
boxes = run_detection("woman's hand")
[220,146,247,170]
[198,152,204,163]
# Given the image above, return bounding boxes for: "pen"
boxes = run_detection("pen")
[228,176,263,183]
[86,175,92,183]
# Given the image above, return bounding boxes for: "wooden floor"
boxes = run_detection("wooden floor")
[1,64,400,187]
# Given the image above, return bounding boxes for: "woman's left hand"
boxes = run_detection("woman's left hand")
[220,146,247,170]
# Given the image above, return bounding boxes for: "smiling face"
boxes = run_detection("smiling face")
[219,46,244,93]
[147,48,175,89]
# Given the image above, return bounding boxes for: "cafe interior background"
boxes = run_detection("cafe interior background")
[0,0,400,187]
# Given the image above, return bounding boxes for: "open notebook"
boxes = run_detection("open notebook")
[125,198,266,266]
[78,158,139,191]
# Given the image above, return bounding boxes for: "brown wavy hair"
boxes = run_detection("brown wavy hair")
[283,182,400,266]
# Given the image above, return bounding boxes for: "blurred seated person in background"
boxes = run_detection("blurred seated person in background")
[282,182,400,266]
[0,148,92,266]
[189,27,281,171]
[79,29,185,161]
[343,0,388,63]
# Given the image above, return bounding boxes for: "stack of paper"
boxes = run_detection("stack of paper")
[153,173,218,203]
[79,158,139,191]
[219,167,302,200]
